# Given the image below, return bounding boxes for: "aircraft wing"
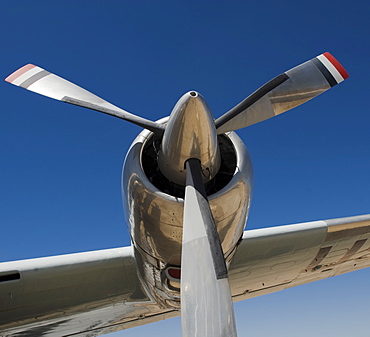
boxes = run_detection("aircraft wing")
[1,215,370,336]
[0,246,178,336]
[229,214,370,301]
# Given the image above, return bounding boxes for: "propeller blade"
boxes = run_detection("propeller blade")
[5,64,164,133]
[215,52,349,134]
[181,158,237,337]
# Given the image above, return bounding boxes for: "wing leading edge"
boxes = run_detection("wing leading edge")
[229,214,370,301]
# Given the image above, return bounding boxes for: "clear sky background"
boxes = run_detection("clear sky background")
[1,1,369,336]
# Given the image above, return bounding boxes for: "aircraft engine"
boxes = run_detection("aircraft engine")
[121,118,253,308]
[5,52,349,332]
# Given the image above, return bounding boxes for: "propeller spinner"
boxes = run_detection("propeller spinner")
[158,91,221,185]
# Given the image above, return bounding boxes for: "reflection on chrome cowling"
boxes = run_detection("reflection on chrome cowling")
[122,124,252,307]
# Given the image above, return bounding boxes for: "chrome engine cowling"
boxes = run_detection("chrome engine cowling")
[122,119,253,308]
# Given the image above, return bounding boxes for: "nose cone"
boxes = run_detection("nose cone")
[158,91,220,186]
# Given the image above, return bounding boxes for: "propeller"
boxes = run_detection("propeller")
[215,52,349,134]
[5,53,349,337]
[5,64,164,133]
[181,158,237,337]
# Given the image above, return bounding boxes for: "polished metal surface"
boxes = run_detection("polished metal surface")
[122,123,252,307]
[158,91,221,185]
[181,159,237,337]
[216,56,333,134]
[270,59,330,114]
[5,64,165,133]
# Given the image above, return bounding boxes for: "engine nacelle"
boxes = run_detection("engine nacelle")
[122,118,253,308]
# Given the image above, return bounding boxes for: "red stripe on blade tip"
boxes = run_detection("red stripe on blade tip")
[5,64,36,83]
[323,52,349,80]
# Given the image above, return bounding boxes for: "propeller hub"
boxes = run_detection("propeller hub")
[158,91,220,186]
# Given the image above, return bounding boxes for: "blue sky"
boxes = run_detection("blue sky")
[1,1,370,336]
